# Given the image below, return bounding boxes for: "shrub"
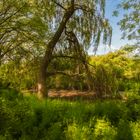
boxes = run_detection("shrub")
[93,119,116,140]
[0,89,34,139]
[65,119,116,140]
[131,121,140,140]
[115,120,134,140]
[65,122,93,140]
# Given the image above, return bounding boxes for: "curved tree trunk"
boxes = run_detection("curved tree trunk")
[37,7,75,99]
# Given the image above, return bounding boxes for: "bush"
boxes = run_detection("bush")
[0,98,33,139]
[93,119,116,140]
[115,120,133,140]
[131,121,140,140]
[65,119,116,140]
[65,122,92,140]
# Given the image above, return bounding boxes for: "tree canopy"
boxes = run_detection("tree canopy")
[114,0,140,44]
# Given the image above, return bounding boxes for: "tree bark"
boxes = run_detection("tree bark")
[37,7,75,99]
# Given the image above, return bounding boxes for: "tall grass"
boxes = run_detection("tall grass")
[0,89,140,139]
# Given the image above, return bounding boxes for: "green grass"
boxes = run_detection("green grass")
[0,89,140,140]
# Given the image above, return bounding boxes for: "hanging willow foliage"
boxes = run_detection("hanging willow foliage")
[28,0,112,52]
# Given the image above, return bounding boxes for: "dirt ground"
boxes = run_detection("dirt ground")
[48,89,97,100]
[23,89,125,101]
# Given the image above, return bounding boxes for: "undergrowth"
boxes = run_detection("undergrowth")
[0,88,140,140]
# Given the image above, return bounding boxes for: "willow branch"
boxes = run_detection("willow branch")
[52,55,95,68]
[74,4,94,13]
[52,0,66,10]
[0,3,26,26]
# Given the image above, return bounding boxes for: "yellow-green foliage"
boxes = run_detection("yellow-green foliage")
[0,61,38,90]
[131,121,140,140]
[89,50,138,95]
[93,119,116,140]
[90,50,133,77]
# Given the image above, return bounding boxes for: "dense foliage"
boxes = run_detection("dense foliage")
[90,50,140,95]
[0,88,140,140]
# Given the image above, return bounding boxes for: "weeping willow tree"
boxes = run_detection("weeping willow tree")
[37,0,112,98]
[0,0,112,97]
[0,0,27,65]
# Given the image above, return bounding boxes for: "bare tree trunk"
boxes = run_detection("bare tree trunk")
[37,7,75,99]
